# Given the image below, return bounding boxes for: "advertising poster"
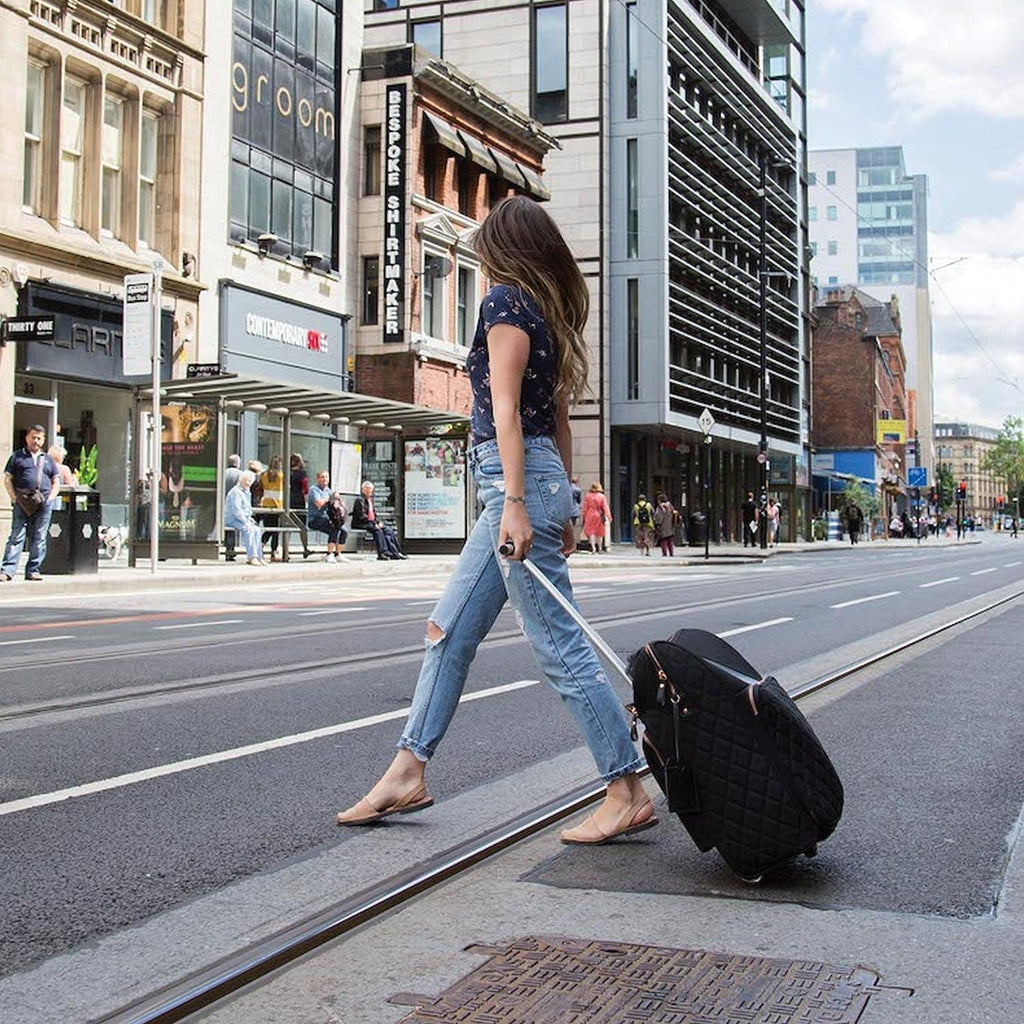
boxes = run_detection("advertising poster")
[159,403,218,543]
[404,438,466,539]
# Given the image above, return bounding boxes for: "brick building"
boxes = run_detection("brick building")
[354,44,556,413]
[811,286,908,517]
[934,422,1007,526]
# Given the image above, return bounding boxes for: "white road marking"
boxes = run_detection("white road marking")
[719,617,792,637]
[153,619,245,631]
[298,606,370,617]
[0,679,542,818]
[919,577,960,588]
[970,568,998,576]
[830,590,900,609]
[0,634,75,647]
[406,599,439,606]
[1006,561,1022,568]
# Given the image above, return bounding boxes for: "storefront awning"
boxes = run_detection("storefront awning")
[517,164,551,201]
[423,111,467,157]
[458,129,498,172]
[489,147,528,189]
[142,374,469,434]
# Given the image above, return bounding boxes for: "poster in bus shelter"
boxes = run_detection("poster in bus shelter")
[403,437,466,539]
[159,403,218,543]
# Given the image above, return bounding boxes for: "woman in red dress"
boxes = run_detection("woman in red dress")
[580,482,611,554]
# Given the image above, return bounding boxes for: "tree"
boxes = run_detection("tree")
[935,465,955,511]
[982,416,1024,506]
[840,479,879,520]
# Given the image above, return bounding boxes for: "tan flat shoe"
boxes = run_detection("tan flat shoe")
[335,782,433,826]
[560,797,659,845]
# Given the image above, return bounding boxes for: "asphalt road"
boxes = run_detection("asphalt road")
[1,535,1021,981]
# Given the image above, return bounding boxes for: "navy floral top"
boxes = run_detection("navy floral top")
[466,284,558,442]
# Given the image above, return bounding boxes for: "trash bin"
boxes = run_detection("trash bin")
[688,510,706,547]
[47,487,100,574]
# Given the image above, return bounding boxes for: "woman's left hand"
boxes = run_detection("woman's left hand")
[560,521,577,558]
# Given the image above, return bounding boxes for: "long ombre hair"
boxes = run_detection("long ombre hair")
[472,196,590,406]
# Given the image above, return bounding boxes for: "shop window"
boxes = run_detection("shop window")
[363,255,380,325]
[456,264,478,347]
[23,61,46,214]
[364,125,381,196]
[101,97,124,238]
[532,4,567,123]
[411,19,441,58]
[139,110,160,247]
[60,78,86,227]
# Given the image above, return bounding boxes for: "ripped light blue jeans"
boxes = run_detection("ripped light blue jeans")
[398,435,643,782]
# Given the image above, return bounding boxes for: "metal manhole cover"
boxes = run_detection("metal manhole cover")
[390,935,910,1023]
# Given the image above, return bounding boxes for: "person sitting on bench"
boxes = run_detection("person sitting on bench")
[351,481,406,560]
[224,471,265,566]
[308,470,346,563]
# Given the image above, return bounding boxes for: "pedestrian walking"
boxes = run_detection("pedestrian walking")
[845,502,863,545]
[653,492,677,557]
[766,497,781,547]
[336,196,654,843]
[740,491,758,547]
[1012,517,1019,538]
[570,476,582,530]
[581,482,611,554]
[633,493,656,555]
[1,425,62,582]
[224,471,265,565]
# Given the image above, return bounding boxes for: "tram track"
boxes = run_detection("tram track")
[95,584,1024,1024]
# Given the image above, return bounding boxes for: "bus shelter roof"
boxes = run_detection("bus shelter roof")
[142,373,469,434]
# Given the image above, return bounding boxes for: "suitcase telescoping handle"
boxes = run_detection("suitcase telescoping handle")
[497,541,633,689]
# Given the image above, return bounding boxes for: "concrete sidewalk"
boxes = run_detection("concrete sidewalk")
[194,593,1024,1024]
[0,534,983,598]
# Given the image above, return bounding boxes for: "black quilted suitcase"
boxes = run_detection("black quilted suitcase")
[627,629,844,881]
[511,555,843,882]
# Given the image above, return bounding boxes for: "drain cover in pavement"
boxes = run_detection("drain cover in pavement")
[391,935,909,1022]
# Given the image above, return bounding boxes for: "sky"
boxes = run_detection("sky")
[806,0,1024,431]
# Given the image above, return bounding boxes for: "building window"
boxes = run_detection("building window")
[809,241,817,258]
[625,1,638,118]
[826,169,836,185]
[423,146,438,201]
[626,138,638,258]
[456,157,471,216]
[364,125,381,195]
[827,275,838,285]
[101,97,124,237]
[826,205,837,220]
[457,264,478,347]
[142,0,166,28]
[411,19,442,57]
[827,240,837,256]
[808,205,817,221]
[139,111,159,247]
[421,252,445,339]
[533,3,568,123]
[626,278,639,400]
[808,171,816,186]
[23,62,45,213]
[60,78,86,227]
[363,255,379,325]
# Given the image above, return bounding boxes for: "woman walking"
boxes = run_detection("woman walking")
[580,482,611,554]
[336,197,655,844]
[653,492,677,557]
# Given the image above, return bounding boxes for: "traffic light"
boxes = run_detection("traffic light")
[930,489,938,507]
[957,481,967,502]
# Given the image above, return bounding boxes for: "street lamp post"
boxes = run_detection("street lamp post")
[758,154,769,550]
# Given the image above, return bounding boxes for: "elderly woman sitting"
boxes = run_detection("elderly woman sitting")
[224,471,265,566]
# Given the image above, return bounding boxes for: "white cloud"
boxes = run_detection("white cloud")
[928,202,1024,424]
[817,0,1024,121]
[990,154,1024,183]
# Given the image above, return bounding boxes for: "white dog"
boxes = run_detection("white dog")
[98,525,126,560]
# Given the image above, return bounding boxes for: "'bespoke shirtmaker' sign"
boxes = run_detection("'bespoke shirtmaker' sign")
[383,83,406,344]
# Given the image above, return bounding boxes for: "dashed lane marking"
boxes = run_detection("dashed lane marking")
[718,617,792,637]
[0,679,542,818]
[0,635,75,647]
[1006,561,1022,568]
[153,619,245,631]
[298,606,370,617]
[919,576,961,588]
[970,568,998,576]
[830,590,900,609]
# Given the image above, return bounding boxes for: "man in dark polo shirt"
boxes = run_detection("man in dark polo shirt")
[2,425,62,581]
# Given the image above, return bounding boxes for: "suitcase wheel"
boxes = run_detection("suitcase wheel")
[734,872,763,885]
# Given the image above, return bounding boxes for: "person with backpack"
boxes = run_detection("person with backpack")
[633,492,656,555]
[653,492,678,557]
